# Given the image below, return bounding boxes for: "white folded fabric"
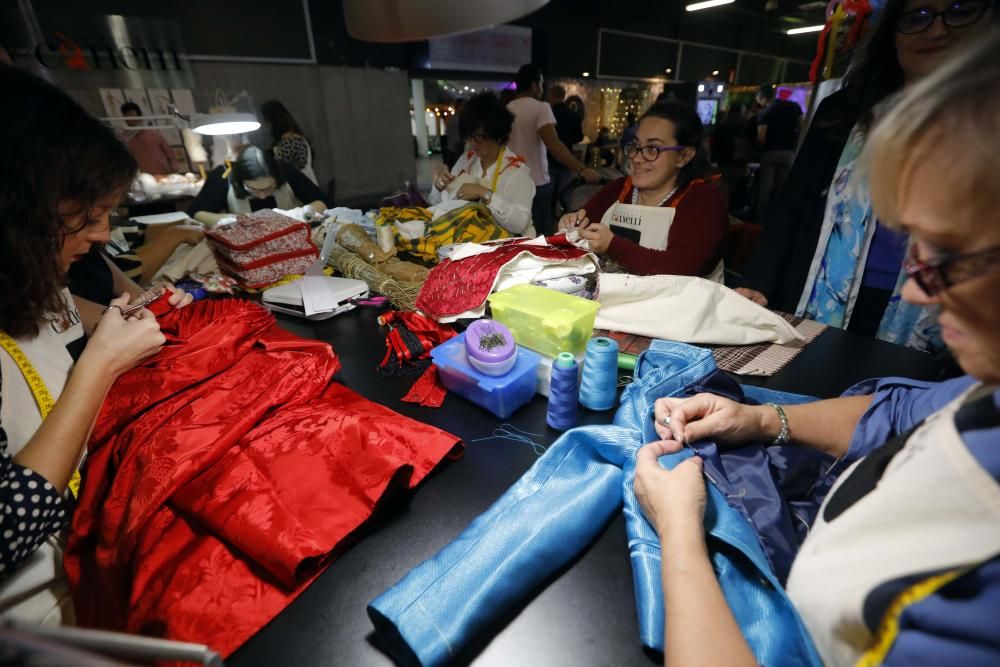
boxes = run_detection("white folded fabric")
[595,273,804,345]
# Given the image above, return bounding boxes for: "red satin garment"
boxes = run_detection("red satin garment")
[64,299,461,657]
[415,237,590,320]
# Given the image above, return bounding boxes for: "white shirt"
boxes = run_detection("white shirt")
[427,149,537,236]
[506,97,557,187]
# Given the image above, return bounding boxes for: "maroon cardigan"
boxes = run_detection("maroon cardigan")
[582,177,728,276]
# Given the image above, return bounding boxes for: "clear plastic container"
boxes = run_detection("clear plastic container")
[431,333,541,419]
[487,284,600,358]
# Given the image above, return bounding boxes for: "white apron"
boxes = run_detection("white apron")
[600,201,724,283]
[0,289,85,625]
[786,384,1000,666]
[226,182,298,215]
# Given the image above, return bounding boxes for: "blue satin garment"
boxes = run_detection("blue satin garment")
[369,340,828,666]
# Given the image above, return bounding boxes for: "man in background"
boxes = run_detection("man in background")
[121,101,176,175]
[754,85,801,222]
[507,64,599,235]
[546,84,584,220]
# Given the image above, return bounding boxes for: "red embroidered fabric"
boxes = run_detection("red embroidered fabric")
[64,299,461,657]
[205,210,319,288]
[415,237,590,320]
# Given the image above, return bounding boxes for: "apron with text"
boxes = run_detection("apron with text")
[599,198,724,283]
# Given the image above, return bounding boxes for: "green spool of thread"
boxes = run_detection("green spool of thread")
[617,352,637,371]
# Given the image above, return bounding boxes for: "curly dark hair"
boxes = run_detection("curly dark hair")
[0,65,136,338]
[458,92,515,144]
[639,101,709,192]
[259,99,309,148]
[229,145,286,199]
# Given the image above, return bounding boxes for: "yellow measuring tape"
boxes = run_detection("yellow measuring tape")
[0,331,81,499]
[855,567,969,667]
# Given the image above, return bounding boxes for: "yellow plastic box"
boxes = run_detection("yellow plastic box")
[487,284,600,358]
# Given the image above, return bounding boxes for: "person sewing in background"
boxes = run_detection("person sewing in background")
[188,145,330,227]
[120,102,176,176]
[259,99,318,185]
[429,92,537,237]
[0,64,190,623]
[634,33,1000,666]
[736,0,994,351]
[557,102,728,280]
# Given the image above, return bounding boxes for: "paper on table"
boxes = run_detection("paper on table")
[130,211,191,225]
[299,276,341,316]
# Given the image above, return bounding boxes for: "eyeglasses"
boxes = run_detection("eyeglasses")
[243,182,276,195]
[623,143,686,162]
[903,243,1000,296]
[896,0,988,34]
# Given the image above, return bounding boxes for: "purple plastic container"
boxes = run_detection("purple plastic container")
[464,319,517,376]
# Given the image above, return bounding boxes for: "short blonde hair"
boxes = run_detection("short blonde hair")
[865,29,1000,226]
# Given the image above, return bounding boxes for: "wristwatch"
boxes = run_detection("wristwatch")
[480,190,493,206]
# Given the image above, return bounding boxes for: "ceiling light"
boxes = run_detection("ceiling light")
[787,24,824,34]
[685,0,734,11]
[717,84,724,93]
[665,68,672,74]
[582,72,590,77]
[712,70,720,76]
[191,112,260,136]
[698,84,705,92]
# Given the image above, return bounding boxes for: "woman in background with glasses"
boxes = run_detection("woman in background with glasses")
[429,92,536,236]
[557,102,728,279]
[736,0,994,351]
[188,145,330,227]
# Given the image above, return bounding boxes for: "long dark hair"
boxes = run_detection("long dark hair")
[640,101,709,191]
[0,65,136,338]
[841,0,909,134]
[259,99,306,146]
[229,145,286,199]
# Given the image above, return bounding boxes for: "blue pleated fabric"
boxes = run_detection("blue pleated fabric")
[369,340,825,666]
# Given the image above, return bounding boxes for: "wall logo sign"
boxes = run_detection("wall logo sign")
[5,32,183,72]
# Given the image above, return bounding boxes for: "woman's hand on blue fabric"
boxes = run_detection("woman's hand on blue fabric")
[654,393,767,445]
[634,439,706,537]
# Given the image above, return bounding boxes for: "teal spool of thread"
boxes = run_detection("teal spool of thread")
[579,337,619,411]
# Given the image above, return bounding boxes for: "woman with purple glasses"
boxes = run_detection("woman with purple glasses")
[557,102,729,279]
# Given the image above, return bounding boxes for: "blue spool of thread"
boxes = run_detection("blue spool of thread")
[579,337,619,411]
[546,352,580,431]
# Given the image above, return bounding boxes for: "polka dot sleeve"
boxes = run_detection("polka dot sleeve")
[0,426,69,578]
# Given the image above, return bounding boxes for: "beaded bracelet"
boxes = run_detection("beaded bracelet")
[765,402,789,445]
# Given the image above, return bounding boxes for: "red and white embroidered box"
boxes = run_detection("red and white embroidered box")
[206,210,319,289]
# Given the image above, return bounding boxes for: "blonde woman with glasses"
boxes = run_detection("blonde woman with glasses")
[634,32,1000,667]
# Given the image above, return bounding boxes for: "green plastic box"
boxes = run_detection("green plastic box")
[487,284,600,358]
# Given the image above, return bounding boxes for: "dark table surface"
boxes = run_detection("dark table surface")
[228,307,945,667]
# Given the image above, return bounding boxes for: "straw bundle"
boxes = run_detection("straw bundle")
[325,243,422,311]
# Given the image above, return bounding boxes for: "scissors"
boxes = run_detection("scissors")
[121,288,167,318]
